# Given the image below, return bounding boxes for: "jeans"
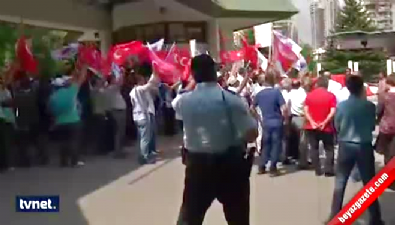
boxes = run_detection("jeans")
[306,130,335,174]
[260,124,283,170]
[330,142,383,223]
[136,113,156,159]
[109,109,127,155]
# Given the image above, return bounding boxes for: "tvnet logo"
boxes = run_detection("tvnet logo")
[16,196,60,212]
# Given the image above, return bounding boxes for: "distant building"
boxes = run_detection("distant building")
[272,20,299,42]
[311,0,326,48]
[363,0,394,31]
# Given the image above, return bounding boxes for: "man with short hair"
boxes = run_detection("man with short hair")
[129,62,160,165]
[175,54,257,225]
[304,77,336,176]
[254,69,287,176]
[329,76,384,225]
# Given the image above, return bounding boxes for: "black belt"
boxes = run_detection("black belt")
[183,146,251,165]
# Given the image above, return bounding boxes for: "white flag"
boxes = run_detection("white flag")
[147,39,165,52]
[256,49,268,71]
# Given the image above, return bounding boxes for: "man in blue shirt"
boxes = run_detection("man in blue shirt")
[254,68,286,176]
[329,76,384,225]
[175,54,258,225]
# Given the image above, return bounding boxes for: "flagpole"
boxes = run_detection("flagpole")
[269,28,273,64]
[165,42,176,61]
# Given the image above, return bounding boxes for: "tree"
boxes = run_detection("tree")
[0,23,70,78]
[322,48,386,81]
[335,0,376,32]
[300,44,316,72]
[321,0,384,81]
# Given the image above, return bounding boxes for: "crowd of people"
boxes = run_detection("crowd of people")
[174,55,393,225]
[1,52,394,224]
[0,59,184,171]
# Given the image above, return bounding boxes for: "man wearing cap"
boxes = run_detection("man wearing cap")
[175,54,258,225]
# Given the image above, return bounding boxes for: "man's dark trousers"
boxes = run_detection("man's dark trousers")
[330,142,383,224]
[177,149,251,225]
[306,129,335,174]
[0,120,13,170]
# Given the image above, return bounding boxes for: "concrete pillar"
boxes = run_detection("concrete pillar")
[99,30,112,55]
[207,19,220,61]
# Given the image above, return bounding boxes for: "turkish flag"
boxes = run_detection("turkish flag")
[241,38,258,70]
[331,74,346,87]
[109,41,150,66]
[166,45,191,81]
[220,50,245,64]
[149,48,181,84]
[78,45,102,73]
[16,36,38,75]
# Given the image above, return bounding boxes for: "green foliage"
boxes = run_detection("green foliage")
[0,23,18,67]
[335,0,377,32]
[300,44,316,72]
[322,49,386,81]
[323,0,383,81]
[0,23,68,77]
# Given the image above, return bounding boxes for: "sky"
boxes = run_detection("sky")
[290,0,344,45]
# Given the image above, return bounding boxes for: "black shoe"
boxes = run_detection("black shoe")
[282,158,291,165]
[269,167,280,177]
[370,220,385,225]
[325,172,335,177]
[315,170,323,176]
[257,167,267,175]
[113,152,128,159]
[138,157,156,165]
[297,165,310,170]
[71,161,85,168]
[38,158,50,166]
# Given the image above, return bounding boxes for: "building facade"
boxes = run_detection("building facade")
[311,0,326,48]
[310,0,339,49]
[0,0,298,59]
[272,20,299,42]
[363,0,394,31]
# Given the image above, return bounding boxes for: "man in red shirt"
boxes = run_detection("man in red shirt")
[304,77,336,177]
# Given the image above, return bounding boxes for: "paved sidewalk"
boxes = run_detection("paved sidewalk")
[0,135,394,225]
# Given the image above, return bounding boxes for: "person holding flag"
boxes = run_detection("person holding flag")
[129,62,160,165]
[48,63,88,168]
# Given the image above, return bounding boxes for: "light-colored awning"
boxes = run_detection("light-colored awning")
[176,0,298,30]
[177,0,297,19]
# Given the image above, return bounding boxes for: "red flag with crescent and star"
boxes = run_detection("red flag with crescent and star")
[166,45,191,82]
[16,36,38,75]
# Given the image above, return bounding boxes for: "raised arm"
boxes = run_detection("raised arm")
[71,64,88,87]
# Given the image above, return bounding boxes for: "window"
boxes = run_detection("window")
[186,24,205,42]
[113,22,207,44]
[168,23,186,42]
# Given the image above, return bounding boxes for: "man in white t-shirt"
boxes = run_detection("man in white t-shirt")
[129,63,160,164]
[107,74,128,158]
[336,87,350,103]
[287,78,311,167]
[324,71,342,94]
